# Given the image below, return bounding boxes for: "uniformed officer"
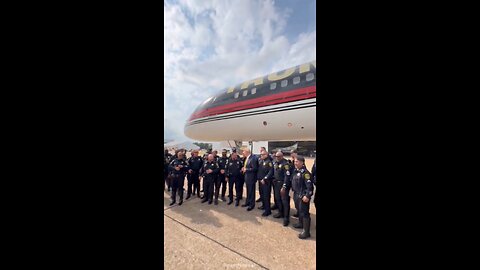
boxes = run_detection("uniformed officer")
[164,149,173,192]
[214,149,229,204]
[226,152,243,206]
[200,149,211,198]
[259,147,275,207]
[286,156,313,239]
[168,151,189,206]
[257,150,274,216]
[268,149,277,211]
[256,147,269,204]
[200,154,219,205]
[288,149,301,218]
[171,149,179,161]
[260,147,273,161]
[237,149,246,203]
[273,151,291,226]
[186,150,203,199]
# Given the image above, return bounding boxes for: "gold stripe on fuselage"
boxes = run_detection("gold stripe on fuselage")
[226,60,316,94]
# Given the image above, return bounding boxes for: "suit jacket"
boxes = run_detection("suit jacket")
[243,154,258,183]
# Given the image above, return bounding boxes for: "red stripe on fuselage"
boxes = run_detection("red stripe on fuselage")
[188,85,316,121]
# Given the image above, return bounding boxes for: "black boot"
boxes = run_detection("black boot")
[169,201,176,206]
[214,189,220,203]
[293,218,303,228]
[179,193,184,205]
[271,205,278,210]
[186,194,191,200]
[214,199,218,205]
[273,212,283,218]
[283,219,289,227]
[298,217,311,239]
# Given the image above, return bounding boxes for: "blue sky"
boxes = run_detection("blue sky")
[164,0,316,141]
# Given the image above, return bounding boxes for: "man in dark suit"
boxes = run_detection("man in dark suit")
[240,148,258,211]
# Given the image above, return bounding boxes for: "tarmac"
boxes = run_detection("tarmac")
[164,157,317,270]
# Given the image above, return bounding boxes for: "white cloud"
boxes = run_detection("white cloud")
[164,0,316,141]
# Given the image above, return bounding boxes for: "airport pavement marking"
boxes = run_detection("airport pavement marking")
[164,213,270,270]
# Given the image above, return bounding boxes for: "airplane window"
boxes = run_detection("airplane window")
[242,90,248,97]
[234,92,239,99]
[270,83,276,90]
[293,76,300,84]
[306,73,314,81]
[251,88,256,94]
[281,80,288,87]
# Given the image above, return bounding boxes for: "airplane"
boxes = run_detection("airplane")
[184,60,316,142]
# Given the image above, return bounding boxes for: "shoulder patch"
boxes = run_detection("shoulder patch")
[305,173,311,180]
[285,165,289,170]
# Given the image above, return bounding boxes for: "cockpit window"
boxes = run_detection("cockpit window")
[202,97,213,105]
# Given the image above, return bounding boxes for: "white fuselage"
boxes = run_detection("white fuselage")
[184,98,316,141]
